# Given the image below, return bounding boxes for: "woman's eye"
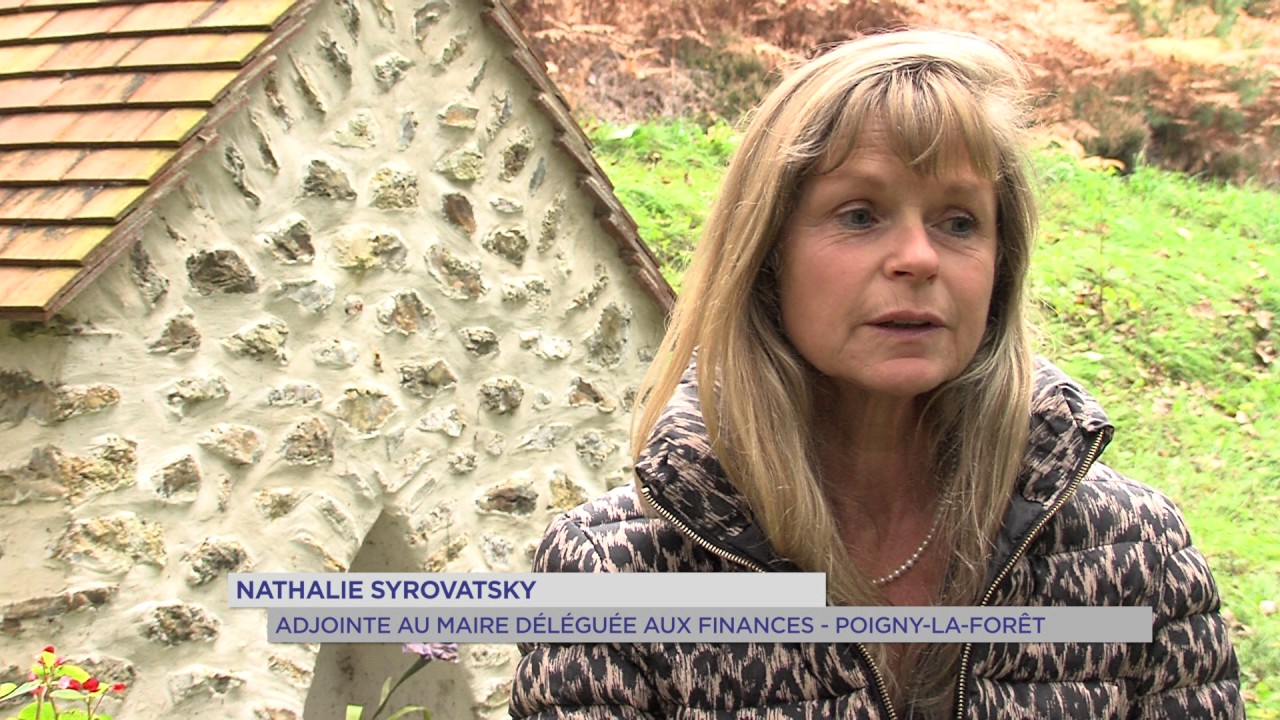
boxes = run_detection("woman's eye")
[940,214,978,236]
[839,207,875,229]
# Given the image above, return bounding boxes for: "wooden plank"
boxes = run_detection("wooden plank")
[28,4,131,39]
[0,9,54,40]
[0,108,205,147]
[0,148,82,184]
[0,265,79,316]
[0,184,144,222]
[0,224,110,264]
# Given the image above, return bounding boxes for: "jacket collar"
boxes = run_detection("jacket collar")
[633,358,1114,576]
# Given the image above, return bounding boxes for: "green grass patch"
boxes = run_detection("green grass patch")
[591,119,1280,714]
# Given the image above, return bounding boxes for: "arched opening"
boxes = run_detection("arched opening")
[303,512,478,719]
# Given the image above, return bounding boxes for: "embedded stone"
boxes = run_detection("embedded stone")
[168,665,244,702]
[481,532,513,569]
[397,359,457,399]
[568,377,617,412]
[415,0,449,38]
[491,196,523,214]
[28,435,137,504]
[56,512,167,574]
[344,295,364,316]
[184,539,251,586]
[532,391,553,411]
[605,470,631,490]
[186,249,258,295]
[438,102,479,129]
[447,450,476,474]
[373,52,413,88]
[274,278,335,314]
[477,480,537,515]
[281,417,334,466]
[0,446,66,504]
[222,317,290,364]
[153,455,202,502]
[437,35,466,67]
[370,165,419,209]
[264,71,293,128]
[375,289,437,335]
[255,708,300,720]
[147,311,201,355]
[398,111,418,149]
[337,0,359,37]
[575,430,618,468]
[251,112,280,173]
[529,156,547,194]
[74,656,137,695]
[499,275,551,306]
[198,424,265,466]
[2,583,118,620]
[163,375,230,416]
[549,470,588,511]
[331,225,408,271]
[258,215,315,264]
[424,535,467,572]
[443,193,476,234]
[478,377,523,414]
[468,644,518,669]
[311,338,360,369]
[140,603,220,645]
[539,193,566,252]
[457,327,500,357]
[569,264,610,311]
[290,56,326,111]
[514,423,571,452]
[255,488,304,520]
[319,30,352,78]
[519,329,571,360]
[585,303,631,368]
[622,385,638,407]
[481,431,505,456]
[435,146,484,182]
[223,144,260,206]
[426,245,487,300]
[302,158,356,199]
[129,242,169,306]
[334,387,398,437]
[487,91,512,140]
[468,59,486,91]
[417,405,465,438]
[266,382,322,407]
[482,227,529,266]
[500,128,534,181]
[268,654,313,688]
[41,383,121,424]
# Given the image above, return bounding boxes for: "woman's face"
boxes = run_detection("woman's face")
[777,129,999,404]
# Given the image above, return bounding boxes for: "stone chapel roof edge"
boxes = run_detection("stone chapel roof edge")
[0,0,676,321]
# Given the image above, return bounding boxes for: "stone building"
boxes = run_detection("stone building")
[0,0,672,717]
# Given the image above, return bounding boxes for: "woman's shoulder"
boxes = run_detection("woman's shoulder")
[532,484,737,574]
[1044,461,1197,554]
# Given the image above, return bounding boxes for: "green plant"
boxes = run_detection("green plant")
[344,643,459,720]
[1,646,126,720]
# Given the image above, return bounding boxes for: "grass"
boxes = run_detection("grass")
[589,118,1280,716]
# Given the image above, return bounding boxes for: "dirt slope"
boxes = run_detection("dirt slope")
[510,0,1280,183]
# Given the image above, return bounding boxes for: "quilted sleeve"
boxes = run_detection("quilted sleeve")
[508,514,661,720]
[1132,507,1245,718]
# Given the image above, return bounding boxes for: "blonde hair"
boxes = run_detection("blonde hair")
[631,29,1037,712]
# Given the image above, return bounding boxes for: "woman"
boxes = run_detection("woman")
[510,29,1242,718]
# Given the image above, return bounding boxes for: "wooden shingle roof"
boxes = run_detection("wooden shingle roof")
[0,0,674,321]
[0,0,309,321]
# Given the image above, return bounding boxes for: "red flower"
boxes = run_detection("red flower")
[110,683,126,693]
[42,645,55,654]
[82,678,100,692]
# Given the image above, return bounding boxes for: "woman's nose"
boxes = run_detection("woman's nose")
[885,218,940,281]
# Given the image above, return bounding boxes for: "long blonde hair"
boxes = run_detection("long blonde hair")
[631,28,1038,712]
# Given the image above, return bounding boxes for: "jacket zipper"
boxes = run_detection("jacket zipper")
[950,431,1107,720]
[637,482,901,720]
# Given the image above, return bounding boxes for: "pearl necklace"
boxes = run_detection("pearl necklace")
[870,503,945,587]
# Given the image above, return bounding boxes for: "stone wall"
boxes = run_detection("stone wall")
[0,1,667,718]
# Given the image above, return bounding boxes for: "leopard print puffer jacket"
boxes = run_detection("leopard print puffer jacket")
[510,361,1243,719]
